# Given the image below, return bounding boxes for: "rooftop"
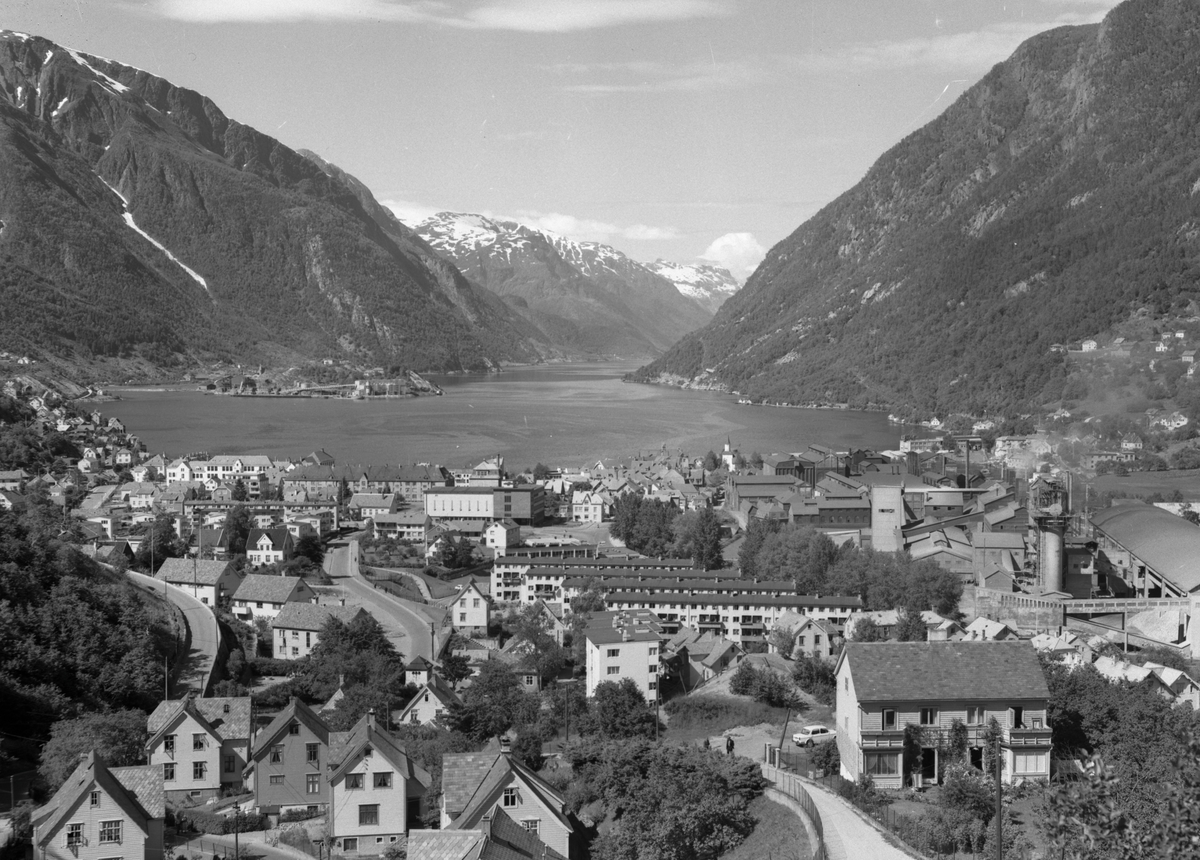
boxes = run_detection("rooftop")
[841,641,1049,702]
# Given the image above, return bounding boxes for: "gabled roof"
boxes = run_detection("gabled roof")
[249,698,330,761]
[410,807,567,860]
[443,752,572,837]
[396,676,463,723]
[33,753,163,844]
[155,557,234,586]
[233,574,310,604]
[273,602,365,632]
[248,528,293,551]
[327,714,430,788]
[147,696,252,746]
[838,641,1049,702]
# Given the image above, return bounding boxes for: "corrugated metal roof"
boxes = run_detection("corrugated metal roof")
[1091,503,1200,593]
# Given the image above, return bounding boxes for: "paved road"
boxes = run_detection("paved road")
[763,765,913,860]
[129,570,221,696]
[325,544,444,662]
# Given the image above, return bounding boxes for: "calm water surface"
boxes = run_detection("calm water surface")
[104,363,898,469]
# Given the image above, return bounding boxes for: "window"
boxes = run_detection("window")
[459,613,466,622]
[967,706,983,725]
[307,743,319,764]
[1014,751,1048,775]
[864,753,899,776]
[341,838,358,852]
[306,774,320,794]
[359,805,379,826]
[224,756,235,773]
[66,823,83,847]
[164,734,176,754]
[99,821,122,845]
[1009,706,1025,729]
[289,723,301,735]
[346,774,364,790]
[606,666,619,675]
[882,709,896,730]
[193,762,207,780]
[607,648,619,658]
[373,772,392,789]
[648,647,658,656]
[193,733,206,751]
[270,745,284,764]
[1031,717,1043,730]
[844,677,849,691]
[521,819,540,834]
[503,788,518,807]
[920,708,938,727]
[649,664,658,674]
[269,775,285,785]
[164,763,176,782]
[90,791,101,807]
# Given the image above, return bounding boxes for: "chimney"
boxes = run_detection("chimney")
[367,708,376,730]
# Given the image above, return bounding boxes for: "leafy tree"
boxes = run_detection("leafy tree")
[294,534,325,566]
[670,505,724,570]
[850,615,889,642]
[447,662,538,743]
[225,505,253,556]
[749,451,764,469]
[297,613,406,704]
[132,512,185,572]
[502,604,566,683]
[439,653,472,686]
[435,536,476,570]
[510,727,544,772]
[231,479,248,501]
[583,678,662,739]
[893,607,928,641]
[702,450,720,471]
[753,525,839,592]
[532,463,552,481]
[737,517,780,579]
[40,710,149,789]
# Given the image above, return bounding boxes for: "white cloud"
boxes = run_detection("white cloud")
[552,58,767,94]
[700,232,765,282]
[150,0,728,30]
[381,199,441,227]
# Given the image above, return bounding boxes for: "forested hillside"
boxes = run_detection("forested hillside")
[0,32,552,374]
[633,0,1200,417]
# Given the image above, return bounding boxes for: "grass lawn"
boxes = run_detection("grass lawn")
[717,795,810,860]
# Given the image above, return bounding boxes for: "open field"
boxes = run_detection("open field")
[717,795,810,860]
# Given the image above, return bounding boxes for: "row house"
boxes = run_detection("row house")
[835,641,1051,789]
[146,697,252,803]
[602,591,861,648]
[371,511,431,544]
[521,564,726,605]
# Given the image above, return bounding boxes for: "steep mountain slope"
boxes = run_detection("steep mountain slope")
[0,32,550,374]
[644,260,740,313]
[632,0,1200,416]
[415,212,713,358]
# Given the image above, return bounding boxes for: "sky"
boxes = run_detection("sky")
[6,0,1123,281]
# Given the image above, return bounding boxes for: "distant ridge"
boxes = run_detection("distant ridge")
[632,0,1200,416]
[415,212,714,359]
[0,31,554,374]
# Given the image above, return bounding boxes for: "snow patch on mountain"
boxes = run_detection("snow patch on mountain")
[645,259,740,312]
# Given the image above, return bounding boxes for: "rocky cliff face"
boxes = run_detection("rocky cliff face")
[0,31,551,373]
[633,0,1200,415]
[415,212,714,358]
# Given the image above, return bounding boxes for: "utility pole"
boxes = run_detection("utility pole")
[994,735,1003,860]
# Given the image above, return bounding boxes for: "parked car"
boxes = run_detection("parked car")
[792,725,836,746]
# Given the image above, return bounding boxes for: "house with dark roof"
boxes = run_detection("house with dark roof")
[835,641,1051,789]
[146,696,252,802]
[440,750,576,859]
[231,574,317,620]
[154,557,242,608]
[449,581,490,635]
[244,698,333,816]
[395,675,463,728]
[409,807,566,860]
[327,712,431,855]
[32,752,165,860]
[272,603,367,660]
[247,528,295,567]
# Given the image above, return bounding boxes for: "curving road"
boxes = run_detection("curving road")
[128,570,221,697]
[324,544,445,662]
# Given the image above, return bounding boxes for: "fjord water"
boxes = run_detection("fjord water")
[105,363,897,469]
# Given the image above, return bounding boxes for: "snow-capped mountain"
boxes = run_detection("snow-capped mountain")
[415,212,714,358]
[645,260,740,314]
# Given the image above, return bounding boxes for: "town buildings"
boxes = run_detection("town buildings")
[145,696,252,803]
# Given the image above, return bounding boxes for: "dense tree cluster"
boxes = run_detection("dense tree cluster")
[0,497,173,748]
[609,496,723,567]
